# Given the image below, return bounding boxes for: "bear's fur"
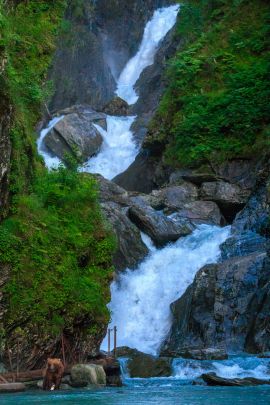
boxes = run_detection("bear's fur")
[43,358,64,390]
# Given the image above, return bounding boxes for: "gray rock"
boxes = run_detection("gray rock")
[175,201,224,226]
[114,151,171,193]
[102,97,129,116]
[49,0,173,112]
[70,364,106,388]
[93,174,149,271]
[57,105,107,130]
[202,372,270,387]
[231,175,270,236]
[161,252,268,356]
[214,159,257,190]
[44,113,103,163]
[200,181,250,222]
[151,183,199,211]
[129,203,193,247]
[176,348,228,361]
[102,202,149,271]
[119,347,172,378]
[221,231,268,260]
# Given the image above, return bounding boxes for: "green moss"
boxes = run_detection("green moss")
[0,165,115,335]
[148,0,270,167]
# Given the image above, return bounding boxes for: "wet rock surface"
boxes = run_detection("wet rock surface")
[70,364,106,388]
[202,372,270,387]
[200,181,250,222]
[128,203,193,247]
[161,251,268,356]
[95,175,149,271]
[175,348,228,361]
[49,0,173,112]
[44,110,103,163]
[117,347,172,378]
[102,97,129,116]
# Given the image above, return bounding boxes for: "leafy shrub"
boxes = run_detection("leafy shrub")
[0,165,115,334]
[148,0,270,167]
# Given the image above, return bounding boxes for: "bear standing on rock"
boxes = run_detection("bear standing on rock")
[43,358,64,390]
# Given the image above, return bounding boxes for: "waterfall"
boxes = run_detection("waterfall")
[37,5,180,180]
[37,116,63,169]
[82,116,137,180]
[83,4,180,179]
[117,4,180,105]
[103,225,231,355]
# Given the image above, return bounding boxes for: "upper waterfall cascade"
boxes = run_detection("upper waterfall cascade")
[37,5,180,180]
[117,4,180,105]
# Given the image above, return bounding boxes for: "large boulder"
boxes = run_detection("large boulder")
[151,183,199,211]
[200,181,250,222]
[70,364,106,388]
[161,252,268,356]
[102,97,129,116]
[44,111,103,163]
[128,203,193,247]
[117,347,172,378]
[176,201,224,226]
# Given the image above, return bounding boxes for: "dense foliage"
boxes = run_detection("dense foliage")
[0,0,67,196]
[147,0,270,166]
[0,166,115,335]
[0,1,116,343]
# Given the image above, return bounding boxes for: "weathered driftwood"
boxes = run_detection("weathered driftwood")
[0,367,71,383]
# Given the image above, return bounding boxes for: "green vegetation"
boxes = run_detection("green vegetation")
[147,0,270,167]
[0,1,116,345]
[0,165,115,335]
[0,0,67,197]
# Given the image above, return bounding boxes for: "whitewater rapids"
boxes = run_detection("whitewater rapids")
[104,225,230,355]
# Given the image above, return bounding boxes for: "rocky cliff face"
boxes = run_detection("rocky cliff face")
[161,159,270,356]
[49,0,173,112]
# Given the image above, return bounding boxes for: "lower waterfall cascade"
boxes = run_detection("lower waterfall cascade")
[103,225,231,355]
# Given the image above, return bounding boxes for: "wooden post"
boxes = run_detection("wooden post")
[16,340,19,379]
[113,326,117,358]
[108,328,111,355]
[61,332,66,367]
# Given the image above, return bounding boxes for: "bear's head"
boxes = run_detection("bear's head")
[47,358,63,373]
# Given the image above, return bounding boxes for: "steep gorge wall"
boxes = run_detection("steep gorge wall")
[49,0,173,112]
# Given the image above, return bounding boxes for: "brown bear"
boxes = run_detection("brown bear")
[43,358,64,391]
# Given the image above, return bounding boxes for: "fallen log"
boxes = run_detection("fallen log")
[0,383,26,393]
[0,367,71,383]
[202,373,270,387]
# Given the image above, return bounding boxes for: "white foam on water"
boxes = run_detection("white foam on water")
[37,5,180,180]
[103,225,230,355]
[173,356,270,381]
[37,116,63,169]
[82,115,137,180]
[117,4,180,104]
